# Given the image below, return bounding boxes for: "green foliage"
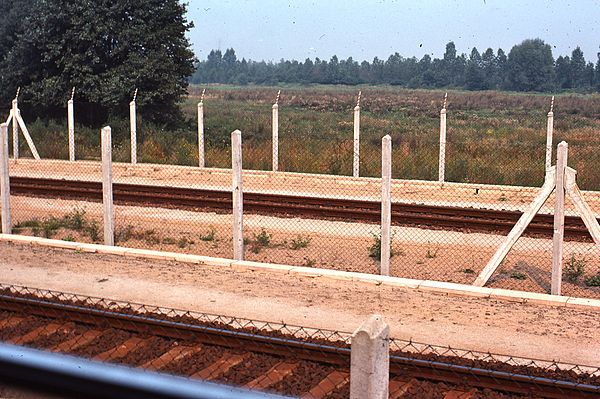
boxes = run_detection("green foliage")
[200,229,216,242]
[506,39,555,92]
[368,232,395,259]
[510,271,527,280]
[14,209,99,241]
[253,229,272,247]
[289,235,311,250]
[585,274,600,287]
[0,0,195,124]
[193,40,597,92]
[563,254,586,283]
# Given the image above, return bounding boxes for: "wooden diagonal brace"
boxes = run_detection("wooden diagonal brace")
[473,168,556,287]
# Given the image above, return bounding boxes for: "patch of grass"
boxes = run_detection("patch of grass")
[200,228,216,242]
[584,274,600,287]
[462,268,475,274]
[368,232,395,259]
[254,228,272,247]
[289,235,311,250]
[62,235,75,242]
[303,258,316,268]
[14,209,100,241]
[115,225,134,243]
[177,237,194,249]
[425,247,439,259]
[162,237,177,245]
[563,254,586,283]
[510,271,527,280]
[85,221,100,242]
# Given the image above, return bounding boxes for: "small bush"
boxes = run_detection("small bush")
[290,235,311,250]
[369,232,394,259]
[584,274,600,287]
[303,258,316,268]
[563,254,586,283]
[510,271,527,280]
[200,228,216,242]
[85,221,100,242]
[254,229,272,247]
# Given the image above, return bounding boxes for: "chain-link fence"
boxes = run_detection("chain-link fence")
[0,284,599,398]
[3,88,600,299]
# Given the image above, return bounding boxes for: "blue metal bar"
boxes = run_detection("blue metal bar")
[0,343,293,399]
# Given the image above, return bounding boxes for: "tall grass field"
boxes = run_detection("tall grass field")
[12,85,600,190]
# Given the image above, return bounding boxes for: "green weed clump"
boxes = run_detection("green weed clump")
[14,209,100,241]
[563,254,586,283]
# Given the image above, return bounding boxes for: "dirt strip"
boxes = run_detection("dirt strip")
[1,241,599,367]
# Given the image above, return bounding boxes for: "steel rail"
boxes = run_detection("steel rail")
[0,293,599,398]
[9,176,596,240]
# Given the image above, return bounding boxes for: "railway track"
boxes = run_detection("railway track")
[0,287,599,398]
[9,176,597,241]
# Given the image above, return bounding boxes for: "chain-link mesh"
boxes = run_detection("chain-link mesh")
[0,284,599,398]
[4,88,600,299]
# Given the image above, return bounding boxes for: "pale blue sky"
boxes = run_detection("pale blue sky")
[187,0,599,63]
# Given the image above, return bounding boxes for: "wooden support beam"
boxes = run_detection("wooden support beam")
[232,129,244,260]
[380,135,392,276]
[101,126,114,246]
[551,142,568,295]
[15,111,40,160]
[566,167,600,246]
[0,123,11,234]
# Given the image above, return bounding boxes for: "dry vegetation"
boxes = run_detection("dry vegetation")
[18,85,600,189]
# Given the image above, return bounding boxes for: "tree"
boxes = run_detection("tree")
[1,0,196,124]
[570,47,587,88]
[596,53,600,91]
[465,47,485,90]
[506,39,555,91]
[555,56,572,89]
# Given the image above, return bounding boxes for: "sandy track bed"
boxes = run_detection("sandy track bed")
[1,241,599,367]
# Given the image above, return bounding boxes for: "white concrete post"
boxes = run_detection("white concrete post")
[101,126,114,246]
[380,135,392,276]
[198,88,206,168]
[353,91,361,178]
[68,87,75,162]
[130,89,138,164]
[0,123,11,234]
[438,93,447,183]
[350,314,389,399]
[12,98,18,160]
[545,96,554,174]
[272,90,280,172]
[551,141,568,296]
[232,129,244,260]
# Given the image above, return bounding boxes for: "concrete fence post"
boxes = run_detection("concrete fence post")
[232,129,244,260]
[101,126,114,246]
[68,91,75,162]
[438,93,448,183]
[198,88,206,168]
[0,123,11,234]
[130,89,138,164]
[350,314,389,399]
[12,99,18,160]
[272,103,279,172]
[380,135,392,276]
[198,102,205,167]
[551,141,568,295]
[545,96,554,174]
[353,91,361,178]
[272,90,280,172]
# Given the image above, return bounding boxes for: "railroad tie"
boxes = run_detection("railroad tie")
[244,362,298,390]
[52,329,103,353]
[443,389,477,399]
[140,344,201,371]
[388,378,418,398]
[191,352,250,380]
[300,370,349,399]
[8,323,62,345]
[0,316,25,329]
[94,336,150,362]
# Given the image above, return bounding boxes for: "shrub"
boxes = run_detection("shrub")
[563,254,586,283]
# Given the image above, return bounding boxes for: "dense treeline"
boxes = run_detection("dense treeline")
[192,39,600,92]
[0,0,195,124]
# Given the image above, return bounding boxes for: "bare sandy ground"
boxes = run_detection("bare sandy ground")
[1,241,599,367]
